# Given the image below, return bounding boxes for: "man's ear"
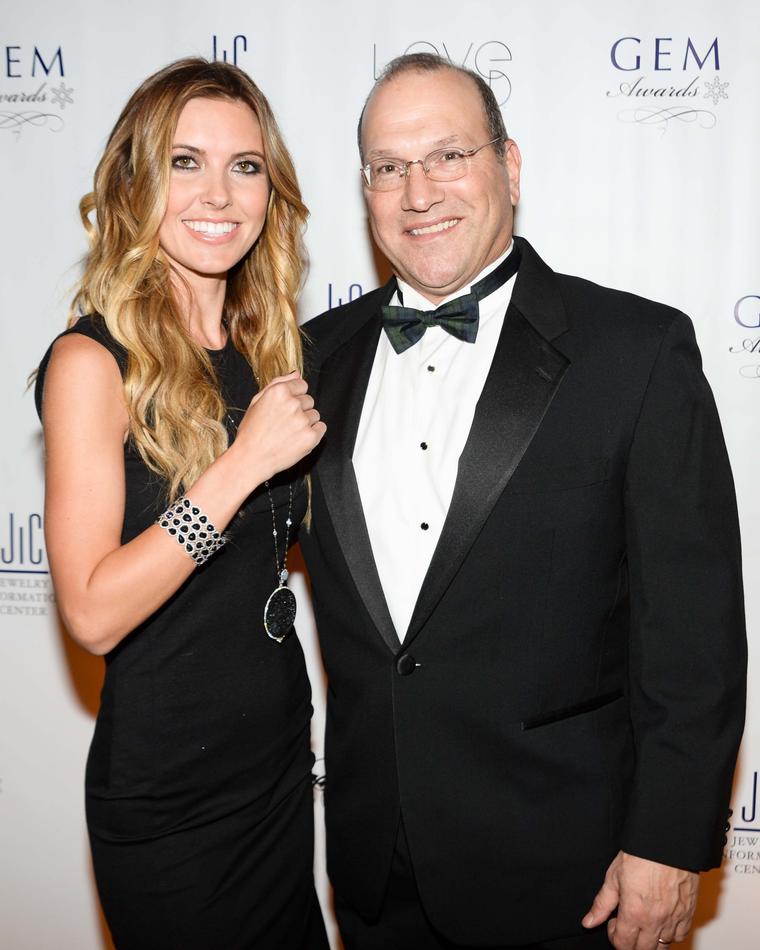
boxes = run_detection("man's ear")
[504,139,522,207]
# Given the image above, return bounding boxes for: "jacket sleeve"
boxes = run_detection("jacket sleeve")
[620,310,746,871]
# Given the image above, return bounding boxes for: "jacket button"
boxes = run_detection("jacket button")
[396,654,417,676]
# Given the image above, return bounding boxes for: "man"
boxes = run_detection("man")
[301,53,746,950]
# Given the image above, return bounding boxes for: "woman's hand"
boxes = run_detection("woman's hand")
[227,371,326,490]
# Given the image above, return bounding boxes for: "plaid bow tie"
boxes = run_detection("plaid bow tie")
[381,295,479,354]
[380,242,522,355]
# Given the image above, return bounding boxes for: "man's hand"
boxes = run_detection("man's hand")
[582,850,699,949]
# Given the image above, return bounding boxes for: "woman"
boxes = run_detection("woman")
[35,58,328,949]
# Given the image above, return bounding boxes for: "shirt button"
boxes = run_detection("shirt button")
[420,442,428,450]
[420,522,429,531]
[427,365,435,372]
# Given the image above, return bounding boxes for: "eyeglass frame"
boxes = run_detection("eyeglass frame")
[360,135,507,190]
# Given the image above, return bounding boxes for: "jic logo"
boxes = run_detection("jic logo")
[1,43,73,138]
[373,40,513,106]
[725,771,760,876]
[0,512,54,618]
[606,34,727,131]
[1,512,46,570]
[736,771,760,831]
[211,35,248,66]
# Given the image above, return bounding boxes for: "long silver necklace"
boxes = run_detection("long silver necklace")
[224,402,296,643]
[262,480,296,643]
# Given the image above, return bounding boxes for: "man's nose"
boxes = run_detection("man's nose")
[400,162,444,212]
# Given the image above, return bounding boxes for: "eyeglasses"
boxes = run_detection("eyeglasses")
[361,136,505,192]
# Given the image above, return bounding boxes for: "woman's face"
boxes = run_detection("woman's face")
[158,96,270,285]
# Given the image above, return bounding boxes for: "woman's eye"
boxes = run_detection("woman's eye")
[171,154,198,170]
[235,159,262,175]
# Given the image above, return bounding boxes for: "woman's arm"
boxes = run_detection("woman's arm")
[42,333,324,655]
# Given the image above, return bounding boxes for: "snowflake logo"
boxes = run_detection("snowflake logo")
[703,77,729,106]
[50,82,74,109]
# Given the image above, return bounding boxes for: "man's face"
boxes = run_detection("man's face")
[361,69,521,305]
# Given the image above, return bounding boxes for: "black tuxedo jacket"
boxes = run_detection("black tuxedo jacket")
[300,237,746,945]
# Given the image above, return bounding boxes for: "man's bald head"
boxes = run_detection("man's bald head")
[357,52,508,164]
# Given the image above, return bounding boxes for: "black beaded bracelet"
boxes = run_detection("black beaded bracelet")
[157,496,226,565]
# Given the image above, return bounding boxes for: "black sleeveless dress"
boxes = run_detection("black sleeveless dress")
[36,316,328,950]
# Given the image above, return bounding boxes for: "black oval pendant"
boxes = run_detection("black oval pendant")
[263,586,297,643]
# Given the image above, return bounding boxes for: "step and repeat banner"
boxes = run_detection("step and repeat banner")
[1,2,758,948]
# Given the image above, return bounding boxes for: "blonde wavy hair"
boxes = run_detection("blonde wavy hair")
[72,57,308,500]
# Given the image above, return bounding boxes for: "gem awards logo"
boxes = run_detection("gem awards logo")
[0,43,73,138]
[373,39,513,107]
[729,294,760,379]
[312,757,326,795]
[0,511,54,617]
[606,34,727,131]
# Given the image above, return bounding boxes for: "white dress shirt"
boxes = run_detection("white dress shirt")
[353,242,517,641]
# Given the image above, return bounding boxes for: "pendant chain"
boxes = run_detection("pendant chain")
[265,480,294,586]
[224,379,297,643]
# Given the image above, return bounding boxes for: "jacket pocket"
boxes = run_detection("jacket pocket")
[506,457,610,494]
[521,688,624,730]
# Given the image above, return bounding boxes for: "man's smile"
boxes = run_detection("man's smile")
[406,217,461,237]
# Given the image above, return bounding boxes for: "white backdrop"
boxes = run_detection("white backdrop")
[1,2,758,947]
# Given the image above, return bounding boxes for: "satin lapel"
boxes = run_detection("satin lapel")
[404,280,571,644]
[316,297,401,653]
